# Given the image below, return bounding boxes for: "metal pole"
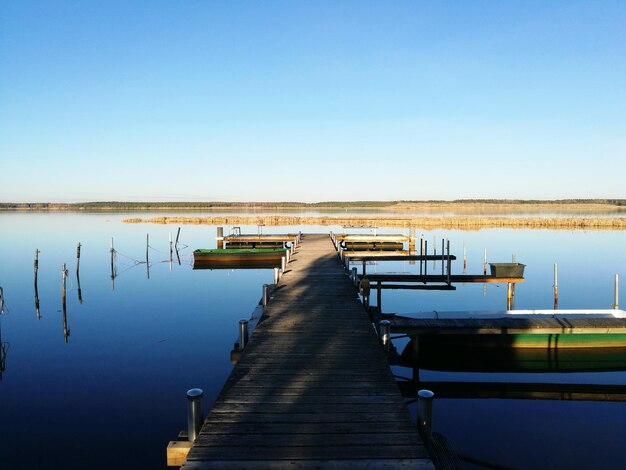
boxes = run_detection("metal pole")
[379,320,391,350]
[615,274,620,310]
[417,389,434,438]
[262,284,270,306]
[186,388,204,442]
[554,263,559,309]
[239,320,249,350]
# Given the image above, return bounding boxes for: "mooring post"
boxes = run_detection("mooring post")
[463,243,467,274]
[379,319,391,351]
[62,263,67,308]
[76,243,81,277]
[169,232,173,267]
[110,238,116,290]
[506,283,513,310]
[186,388,204,442]
[34,249,40,288]
[362,260,366,276]
[614,274,620,310]
[440,238,445,274]
[216,227,224,249]
[377,281,382,309]
[554,263,559,309]
[274,267,280,285]
[239,320,249,350]
[446,240,451,285]
[281,256,286,274]
[424,240,428,276]
[351,267,358,286]
[483,248,487,275]
[175,227,181,247]
[286,249,290,264]
[417,389,434,438]
[262,284,270,306]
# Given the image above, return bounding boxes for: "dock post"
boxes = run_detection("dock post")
[441,239,445,274]
[506,283,513,310]
[417,389,434,438]
[446,240,451,285]
[262,284,270,307]
[362,260,366,276]
[274,267,280,285]
[281,256,286,273]
[377,281,382,309]
[379,320,391,351]
[186,388,204,442]
[217,227,224,249]
[614,274,620,310]
[239,320,249,350]
[554,263,559,309]
[286,249,290,264]
[483,248,487,275]
[351,267,358,286]
[110,238,116,290]
[424,241,428,276]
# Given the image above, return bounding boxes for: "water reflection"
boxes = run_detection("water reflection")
[0,288,8,380]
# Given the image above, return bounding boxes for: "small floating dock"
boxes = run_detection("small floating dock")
[193,248,288,269]
[182,234,433,469]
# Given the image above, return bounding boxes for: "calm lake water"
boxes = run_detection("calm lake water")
[0,212,624,469]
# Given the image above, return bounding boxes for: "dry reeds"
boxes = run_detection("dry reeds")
[121,216,626,230]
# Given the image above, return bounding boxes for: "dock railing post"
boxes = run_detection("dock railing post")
[186,388,204,442]
[446,240,451,285]
[262,284,270,306]
[379,320,391,351]
[417,389,434,439]
[274,267,280,285]
[554,263,559,309]
[239,320,249,350]
[614,274,620,310]
[281,256,286,274]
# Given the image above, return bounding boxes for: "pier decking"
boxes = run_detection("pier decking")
[182,234,432,469]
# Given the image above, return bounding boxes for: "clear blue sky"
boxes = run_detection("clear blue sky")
[1,1,625,202]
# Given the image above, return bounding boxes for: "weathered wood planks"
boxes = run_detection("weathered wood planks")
[182,234,432,469]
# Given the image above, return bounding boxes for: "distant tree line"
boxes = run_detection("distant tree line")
[1,199,624,210]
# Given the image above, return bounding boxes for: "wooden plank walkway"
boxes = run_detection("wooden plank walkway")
[182,234,433,469]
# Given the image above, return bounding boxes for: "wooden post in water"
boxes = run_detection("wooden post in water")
[483,248,487,275]
[506,282,513,310]
[433,236,437,270]
[217,227,224,249]
[446,240,451,285]
[440,239,445,274]
[553,263,559,309]
[424,241,428,276]
[76,243,82,304]
[175,227,181,247]
[377,281,382,309]
[614,274,620,310]
[362,260,366,276]
[62,264,69,342]
[146,234,150,279]
[34,249,41,318]
[409,228,415,255]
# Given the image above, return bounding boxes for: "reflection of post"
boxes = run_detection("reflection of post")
[412,335,420,383]
[175,245,181,266]
[34,249,41,319]
[62,264,70,343]
[553,263,559,309]
[0,320,6,380]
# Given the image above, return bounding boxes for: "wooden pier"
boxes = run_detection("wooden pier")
[182,234,433,469]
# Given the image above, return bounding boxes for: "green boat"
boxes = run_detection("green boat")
[193,247,288,269]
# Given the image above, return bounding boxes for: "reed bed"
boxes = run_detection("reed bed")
[122,216,626,230]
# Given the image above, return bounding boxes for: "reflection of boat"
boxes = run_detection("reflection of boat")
[193,248,287,269]
[398,336,626,372]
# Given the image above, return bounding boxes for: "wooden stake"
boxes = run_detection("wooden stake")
[463,243,467,274]
[483,248,487,275]
[110,238,116,290]
[76,243,81,276]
